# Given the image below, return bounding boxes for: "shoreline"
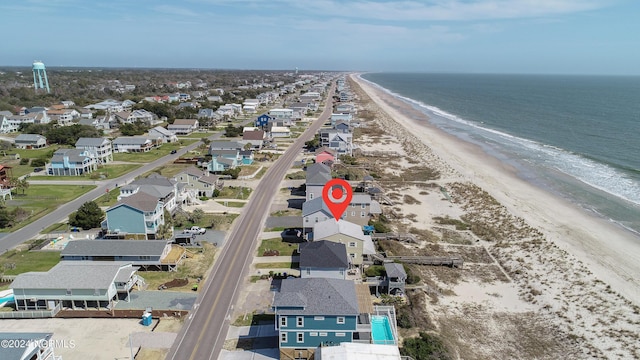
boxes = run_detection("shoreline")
[350,73,640,358]
[352,73,640,304]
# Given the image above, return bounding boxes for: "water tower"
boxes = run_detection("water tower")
[32,61,50,93]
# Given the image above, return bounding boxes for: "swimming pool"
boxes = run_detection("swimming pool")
[371,315,395,345]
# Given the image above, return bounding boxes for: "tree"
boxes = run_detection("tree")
[189,208,205,224]
[69,201,105,230]
[305,134,320,149]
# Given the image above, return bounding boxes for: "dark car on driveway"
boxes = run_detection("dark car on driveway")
[170,149,177,154]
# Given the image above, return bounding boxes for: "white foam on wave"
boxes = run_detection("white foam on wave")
[359,74,640,207]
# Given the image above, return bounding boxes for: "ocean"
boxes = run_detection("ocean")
[360,73,640,236]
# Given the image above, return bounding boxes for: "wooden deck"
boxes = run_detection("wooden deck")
[161,245,186,265]
[355,283,374,314]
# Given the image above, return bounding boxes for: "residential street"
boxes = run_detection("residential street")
[165,84,335,360]
[0,120,252,254]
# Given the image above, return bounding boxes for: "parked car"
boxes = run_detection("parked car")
[33,167,43,172]
[170,149,177,154]
[183,226,206,234]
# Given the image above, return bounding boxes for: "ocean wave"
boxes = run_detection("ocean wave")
[359,75,640,207]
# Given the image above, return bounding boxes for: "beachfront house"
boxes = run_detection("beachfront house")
[10,262,143,310]
[299,240,349,279]
[272,278,362,360]
[305,163,332,201]
[102,192,165,240]
[61,240,185,271]
[319,129,353,156]
[312,219,376,267]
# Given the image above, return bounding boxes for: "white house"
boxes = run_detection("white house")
[75,137,113,164]
[112,136,156,153]
[149,126,179,143]
[168,119,199,135]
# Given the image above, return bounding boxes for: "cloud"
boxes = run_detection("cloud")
[154,5,200,17]
[197,0,611,21]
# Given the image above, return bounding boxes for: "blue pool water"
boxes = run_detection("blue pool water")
[0,294,14,304]
[371,315,394,344]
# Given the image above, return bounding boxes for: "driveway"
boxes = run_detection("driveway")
[115,291,196,311]
[265,216,301,229]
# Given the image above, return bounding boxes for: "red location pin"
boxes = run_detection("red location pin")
[322,179,353,221]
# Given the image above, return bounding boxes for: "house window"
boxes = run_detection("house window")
[314,316,325,321]
[361,204,366,209]
[361,211,365,217]
[66,289,72,295]
[297,333,304,343]
[309,193,314,199]
[350,254,356,260]
[349,242,356,247]
[306,268,311,275]
[281,333,287,343]
[337,317,345,324]
[280,316,287,327]
[336,332,346,337]
[315,217,319,223]
[351,211,355,216]
[319,332,328,337]
[297,316,304,327]
[309,332,318,337]
[305,217,309,223]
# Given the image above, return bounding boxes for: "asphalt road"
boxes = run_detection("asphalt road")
[0,121,252,254]
[165,85,335,360]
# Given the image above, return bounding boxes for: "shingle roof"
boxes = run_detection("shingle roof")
[209,141,242,150]
[313,219,367,242]
[111,192,160,212]
[299,240,348,268]
[150,126,173,136]
[62,240,168,257]
[0,333,52,360]
[15,134,45,142]
[273,278,359,316]
[242,130,265,141]
[76,137,109,147]
[10,262,137,290]
[113,136,152,145]
[302,197,332,217]
[384,263,407,279]
[172,119,198,126]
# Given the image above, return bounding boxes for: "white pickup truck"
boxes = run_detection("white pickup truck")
[182,226,206,235]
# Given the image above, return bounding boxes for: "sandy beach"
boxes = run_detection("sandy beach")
[350,74,640,359]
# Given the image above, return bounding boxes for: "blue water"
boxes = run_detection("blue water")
[0,295,14,303]
[361,73,640,236]
[371,315,394,344]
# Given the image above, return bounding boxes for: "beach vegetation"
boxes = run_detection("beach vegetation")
[433,216,469,231]
[365,265,385,277]
[400,332,452,360]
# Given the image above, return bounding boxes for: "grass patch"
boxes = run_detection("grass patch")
[232,312,275,327]
[28,164,141,180]
[285,171,306,180]
[265,227,285,232]
[41,222,68,234]
[215,201,246,208]
[254,262,298,269]
[2,185,96,232]
[254,167,267,179]
[433,216,470,231]
[112,141,196,163]
[179,132,212,139]
[269,209,301,217]
[94,190,120,207]
[140,243,216,291]
[0,250,61,275]
[217,186,252,199]
[238,165,260,177]
[203,213,240,231]
[257,238,298,257]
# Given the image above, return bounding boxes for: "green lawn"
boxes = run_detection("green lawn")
[217,186,252,199]
[215,201,246,208]
[2,184,96,232]
[113,141,197,163]
[257,238,298,256]
[28,164,141,180]
[179,132,213,139]
[0,249,61,276]
[41,223,69,233]
[254,262,298,269]
[94,189,120,207]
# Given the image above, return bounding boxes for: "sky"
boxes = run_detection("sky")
[1,0,639,75]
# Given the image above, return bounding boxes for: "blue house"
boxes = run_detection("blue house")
[102,192,165,240]
[255,114,272,128]
[273,278,365,359]
[47,148,97,176]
